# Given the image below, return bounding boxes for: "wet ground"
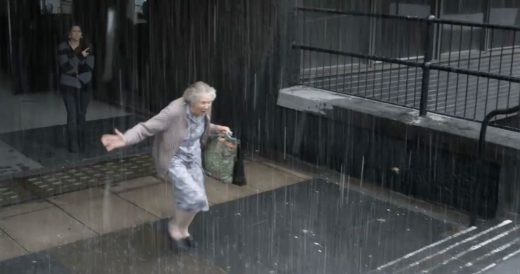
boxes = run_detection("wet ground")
[0,174,460,274]
[0,83,516,273]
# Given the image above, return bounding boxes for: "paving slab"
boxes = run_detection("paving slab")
[0,179,461,273]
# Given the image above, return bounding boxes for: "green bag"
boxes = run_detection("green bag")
[203,134,239,184]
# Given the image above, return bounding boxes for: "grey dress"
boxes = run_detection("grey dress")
[168,107,209,212]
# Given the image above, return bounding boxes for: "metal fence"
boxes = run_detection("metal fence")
[293,7,520,126]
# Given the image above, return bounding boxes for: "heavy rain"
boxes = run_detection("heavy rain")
[0,0,520,273]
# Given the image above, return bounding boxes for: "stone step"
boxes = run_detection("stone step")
[370,220,516,274]
[451,237,520,274]
[427,224,520,273]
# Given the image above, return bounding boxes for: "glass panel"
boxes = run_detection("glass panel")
[387,0,432,17]
[443,0,484,15]
[128,0,148,24]
[299,0,371,70]
[373,0,432,59]
[439,0,484,54]
[39,0,72,14]
[489,0,520,48]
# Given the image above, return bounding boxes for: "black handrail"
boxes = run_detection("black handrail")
[478,105,520,157]
[293,42,520,117]
[296,6,520,32]
[470,104,520,226]
[292,44,423,68]
[296,6,426,22]
[292,44,520,83]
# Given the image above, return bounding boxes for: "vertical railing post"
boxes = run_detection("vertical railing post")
[419,15,436,116]
[480,0,491,51]
[285,4,301,87]
[6,0,14,76]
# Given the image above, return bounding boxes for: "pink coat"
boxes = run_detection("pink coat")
[123,97,217,178]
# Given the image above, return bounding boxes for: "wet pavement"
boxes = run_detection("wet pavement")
[0,178,460,274]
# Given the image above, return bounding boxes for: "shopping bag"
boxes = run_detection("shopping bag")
[203,134,239,184]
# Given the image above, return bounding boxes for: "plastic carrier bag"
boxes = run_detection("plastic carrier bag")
[203,133,245,185]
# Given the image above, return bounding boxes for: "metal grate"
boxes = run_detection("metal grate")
[0,154,155,208]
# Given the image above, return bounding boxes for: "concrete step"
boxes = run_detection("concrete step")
[449,238,520,273]
[370,225,480,273]
[428,224,520,273]
[370,220,520,274]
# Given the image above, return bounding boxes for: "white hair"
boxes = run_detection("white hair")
[183,81,217,104]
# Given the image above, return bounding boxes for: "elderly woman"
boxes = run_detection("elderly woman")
[101,81,230,249]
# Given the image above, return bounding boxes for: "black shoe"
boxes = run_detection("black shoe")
[184,236,198,248]
[169,236,197,251]
[173,238,190,251]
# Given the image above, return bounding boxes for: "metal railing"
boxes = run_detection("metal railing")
[292,7,520,126]
[470,105,520,225]
[292,6,520,221]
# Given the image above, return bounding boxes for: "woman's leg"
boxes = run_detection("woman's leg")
[168,161,208,240]
[169,209,196,239]
[61,86,79,152]
[77,88,91,150]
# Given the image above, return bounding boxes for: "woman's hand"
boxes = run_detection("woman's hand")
[101,129,127,151]
[81,48,90,57]
[215,125,231,136]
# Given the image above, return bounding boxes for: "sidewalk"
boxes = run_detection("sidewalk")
[0,158,310,262]
[0,155,471,273]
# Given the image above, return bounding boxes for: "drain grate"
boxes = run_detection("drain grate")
[0,154,155,208]
[0,183,36,207]
[0,185,21,205]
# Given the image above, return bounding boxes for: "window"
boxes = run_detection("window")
[490,0,520,26]
[39,0,72,14]
[443,0,484,16]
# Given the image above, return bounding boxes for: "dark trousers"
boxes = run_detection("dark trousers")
[61,85,91,152]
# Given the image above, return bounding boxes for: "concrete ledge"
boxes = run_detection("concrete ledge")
[278,85,520,152]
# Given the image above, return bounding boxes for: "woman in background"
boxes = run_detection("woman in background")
[58,24,94,152]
